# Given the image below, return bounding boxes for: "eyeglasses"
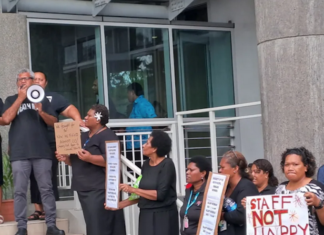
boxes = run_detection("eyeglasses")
[17,77,33,82]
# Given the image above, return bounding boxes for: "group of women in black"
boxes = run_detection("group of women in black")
[55,103,324,235]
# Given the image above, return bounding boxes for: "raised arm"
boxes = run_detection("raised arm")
[2,87,27,125]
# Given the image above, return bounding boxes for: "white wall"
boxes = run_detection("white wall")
[208,0,264,163]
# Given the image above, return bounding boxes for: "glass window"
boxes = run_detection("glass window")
[29,23,104,118]
[104,26,173,119]
[173,29,235,117]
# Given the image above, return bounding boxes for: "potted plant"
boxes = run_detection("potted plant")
[0,152,14,221]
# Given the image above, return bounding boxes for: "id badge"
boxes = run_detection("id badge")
[183,216,189,230]
[219,220,227,231]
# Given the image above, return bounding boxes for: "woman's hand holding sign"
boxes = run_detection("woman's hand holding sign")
[304,192,321,207]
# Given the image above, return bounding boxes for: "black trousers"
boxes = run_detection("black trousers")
[77,189,126,235]
[30,146,59,204]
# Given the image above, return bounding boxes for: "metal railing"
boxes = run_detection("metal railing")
[56,101,261,235]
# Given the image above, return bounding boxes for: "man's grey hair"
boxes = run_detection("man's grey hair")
[16,68,34,79]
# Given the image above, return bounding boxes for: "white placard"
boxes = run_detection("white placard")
[246,194,310,235]
[197,173,229,235]
[105,141,120,209]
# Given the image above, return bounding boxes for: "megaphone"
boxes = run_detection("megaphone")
[27,85,45,103]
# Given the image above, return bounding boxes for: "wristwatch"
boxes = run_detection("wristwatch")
[315,200,324,209]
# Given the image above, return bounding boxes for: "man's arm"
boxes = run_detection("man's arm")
[61,105,84,125]
[2,97,24,125]
[38,108,57,127]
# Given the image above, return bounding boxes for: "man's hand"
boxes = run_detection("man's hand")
[34,103,43,114]
[18,85,28,101]
[55,151,68,162]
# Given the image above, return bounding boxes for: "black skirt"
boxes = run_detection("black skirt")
[139,203,179,235]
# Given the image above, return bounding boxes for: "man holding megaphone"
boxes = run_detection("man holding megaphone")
[27,72,84,222]
[1,69,65,235]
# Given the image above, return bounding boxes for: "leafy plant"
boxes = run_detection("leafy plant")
[2,153,13,200]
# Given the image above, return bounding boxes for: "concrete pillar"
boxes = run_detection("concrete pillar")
[0,13,29,152]
[254,0,324,180]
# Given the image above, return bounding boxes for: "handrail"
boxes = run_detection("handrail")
[176,101,261,115]
[121,155,183,208]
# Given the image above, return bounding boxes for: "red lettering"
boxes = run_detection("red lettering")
[280,225,289,235]
[271,195,279,209]
[274,209,288,226]
[251,199,256,210]
[264,211,274,225]
[298,224,309,235]
[282,195,292,208]
[267,228,275,235]
[252,210,263,227]
[261,198,270,210]
[257,198,261,209]
[290,225,297,235]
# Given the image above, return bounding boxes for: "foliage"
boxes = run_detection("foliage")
[2,153,13,200]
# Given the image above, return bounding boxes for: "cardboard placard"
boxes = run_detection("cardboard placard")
[105,141,121,209]
[196,172,229,235]
[246,194,310,235]
[54,121,82,154]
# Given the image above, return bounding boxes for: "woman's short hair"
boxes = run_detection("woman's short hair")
[222,150,249,179]
[91,104,109,126]
[253,159,279,187]
[280,147,316,178]
[189,156,212,180]
[127,82,144,97]
[150,130,172,157]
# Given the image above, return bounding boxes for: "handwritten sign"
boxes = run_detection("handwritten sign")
[105,141,121,209]
[246,194,309,235]
[54,121,81,154]
[197,173,229,235]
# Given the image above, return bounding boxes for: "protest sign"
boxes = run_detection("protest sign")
[246,194,309,235]
[196,172,229,235]
[54,121,81,154]
[105,141,121,209]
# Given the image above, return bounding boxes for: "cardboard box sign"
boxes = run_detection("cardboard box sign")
[54,121,82,154]
[246,194,310,235]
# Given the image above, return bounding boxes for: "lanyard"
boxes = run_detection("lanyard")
[83,127,105,149]
[185,190,200,216]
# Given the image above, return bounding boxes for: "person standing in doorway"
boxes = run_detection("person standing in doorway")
[27,72,84,221]
[1,68,64,235]
[126,82,156,168]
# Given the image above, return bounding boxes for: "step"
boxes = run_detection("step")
[0,218,68,235]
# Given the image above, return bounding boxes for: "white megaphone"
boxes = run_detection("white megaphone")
[27,85,45,103]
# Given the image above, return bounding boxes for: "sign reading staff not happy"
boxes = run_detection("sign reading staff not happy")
[246,194,309,235]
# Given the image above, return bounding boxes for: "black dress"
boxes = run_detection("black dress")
[70,128,126,235]
[220,178,259,235]
[138,158,179,235]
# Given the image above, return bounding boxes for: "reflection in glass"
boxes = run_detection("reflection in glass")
[104,26,173,119]
[173,29,235,117]
[29,23,103,118]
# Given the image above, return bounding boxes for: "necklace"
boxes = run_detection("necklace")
[83,126,106,149]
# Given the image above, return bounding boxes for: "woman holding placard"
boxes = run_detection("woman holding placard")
[56,104,126,235]
[218,150,259,235]
[179,156,212,235]
[106,130,179,235]
[241,159,279,208]
[276,147,324,235]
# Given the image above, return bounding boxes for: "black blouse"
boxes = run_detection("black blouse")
[70,128,118,191]
[259,185,276,195]
[179,182,206,235]
[138,158,177,209]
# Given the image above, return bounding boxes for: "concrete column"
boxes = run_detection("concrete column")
[254,0,324,180]
[0,13,29,152]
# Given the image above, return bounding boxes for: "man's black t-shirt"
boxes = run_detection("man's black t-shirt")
[45,91,71,146]
[70,128,118,191]
[3,94,56,161]
[0,98,3,116]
